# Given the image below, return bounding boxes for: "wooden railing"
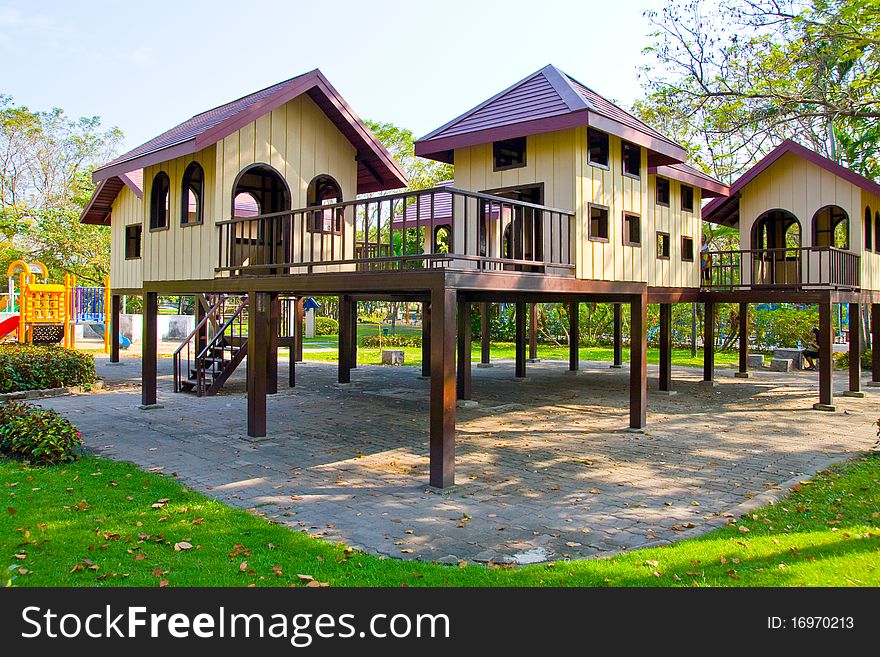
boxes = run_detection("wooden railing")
[215,186,576,278]
[702,246,860,290]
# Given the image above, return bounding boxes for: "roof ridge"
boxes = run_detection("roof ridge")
[186,70,316,122]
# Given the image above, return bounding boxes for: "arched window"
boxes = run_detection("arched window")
[812,205,848,249]
[149,171,170,230]
[752,209,801,250]
[307,175,343,233]
[433,225,451,254]
[233,192,260,219]
[181,162,204,226]
[875,211,880,252]
[866,207,873,252]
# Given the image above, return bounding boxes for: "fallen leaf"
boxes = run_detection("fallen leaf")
[297,574,314,582]
[589,489,601,495]
[134,553,147,561]
[305,580,329,588]
[7,507,16,515]
[159,579,169,588]
[173,542,193,552]
[401,549,414,554]
[239,561,248,572]
[13,553,26,560]
[70,564,85,573]
[738,526,750,534]
[645,560,659,568]
[191,518,205,525]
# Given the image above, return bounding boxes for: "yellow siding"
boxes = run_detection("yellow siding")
[860,190,880,291]
[109,184,143,291]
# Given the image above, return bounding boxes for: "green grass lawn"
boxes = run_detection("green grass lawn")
[3,453,878,587]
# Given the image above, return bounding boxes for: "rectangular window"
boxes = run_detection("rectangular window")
[622,141,641,178]
[588,129,609,168]
[125,224,142,259]
[622,212,641,246]
[656,231,670,259]
[681,235,694,261]
[656,177,670,206]
[493,137,526,171]
[589,204,609,242]
[681,184,694,212]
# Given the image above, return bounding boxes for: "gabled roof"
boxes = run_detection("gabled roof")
[91,69,407,195]
[649,162,728,198]
[81,170,143,226]
[703,139,880,226]
[414,64,687,165]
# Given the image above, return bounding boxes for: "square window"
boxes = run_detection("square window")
[589,204,609,242]
[622,141,641,178]
[656,231,670,259]
[681,185,694,212]
[588,129,609,168]
[681,236,694,261]
[125,224,142,259]
[623,213,641,246]
[656,177,670,206]
[493,137,526,170]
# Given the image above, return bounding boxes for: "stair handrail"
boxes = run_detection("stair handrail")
[194,298,249,396]
[172,296,226,393]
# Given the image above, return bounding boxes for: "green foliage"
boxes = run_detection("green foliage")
[360,333,422,348]
[314,316,339,336]
[834,348,873,369]
[364,120,453,190]
[750,305,819,350]
[0,344,97,393]
[0,401,82,464]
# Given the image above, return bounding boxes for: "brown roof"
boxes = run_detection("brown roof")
[414,64,687,165]
[81,170,143,226]
[649,162,728,198]
[91,69,407,194]
[702,139,880,226]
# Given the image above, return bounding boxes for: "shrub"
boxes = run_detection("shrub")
[361,333,422,348]
[834,348,873,369]
[0,344,97,394]
[0,401,82,464]
[314,317,339,336]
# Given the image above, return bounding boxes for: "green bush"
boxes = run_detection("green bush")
[0,401,82,464]
[834,348,873,369]
[0,344,97,394]
[314,317,339,336]
[360,333,422,348]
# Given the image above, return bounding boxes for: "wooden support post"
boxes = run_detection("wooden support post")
[736,302,749,378]
[421,302,431,377]
[659,303,672,392]
[294,297,304,362]
[141,292,158,408]
[515,301,526,378]
[703,301,715,384]
[814,300,835,410]
[844,303,863,397]
[349,299,358,369]
[871,304,880,386]
[195,296,207,356]
[429,287,456,488]
[247,291,269,437]
[568,301,579,372]
[267,293,279,395]
[528,302,539,361]
[630,293,647,429]
[338,295,352,384]
[611,303,623,368]
[289,339,296,388]
[456,300,472,400]
[480,302,491,366]
[110,294,121,364]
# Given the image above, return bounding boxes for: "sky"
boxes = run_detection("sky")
[0,0,663,154]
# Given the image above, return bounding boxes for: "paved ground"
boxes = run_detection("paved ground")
[39,355,880,565]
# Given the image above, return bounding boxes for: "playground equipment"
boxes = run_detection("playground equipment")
[0,260,117,351]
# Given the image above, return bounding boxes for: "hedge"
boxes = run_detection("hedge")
[0,401,82,464]
[0,344,97,394]
[315,317,339,336]
[361,334,422,348]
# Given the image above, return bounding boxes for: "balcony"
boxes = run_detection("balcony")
[702,246,860,291]
[215,185,575,278]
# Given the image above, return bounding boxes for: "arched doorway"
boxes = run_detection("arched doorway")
[812,205,848,249]
[751,209,801,286]
[230,164,291,271]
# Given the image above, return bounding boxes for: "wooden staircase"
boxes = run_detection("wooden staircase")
[173,295,249,396]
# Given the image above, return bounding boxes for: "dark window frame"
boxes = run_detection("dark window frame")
[492,137,527,171]
[124,224,142,260]
[656,231,671,260]
[587,128,609,169]
[655,176,670,207]
[149,171,170,231]
[181,161,204,227]
[865,207,873,252]
[621,141,641,179]
[306,174,344,235]
[875,211,880,251]
[811,205,849,250]
[681,184,694,213]
[681,235,695,262]
[588,203,610,243]
[622,212,641,247]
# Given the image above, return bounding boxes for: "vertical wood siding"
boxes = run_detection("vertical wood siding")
[109,184,144,290]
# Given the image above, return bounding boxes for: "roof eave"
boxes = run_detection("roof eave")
[648,165,729,198]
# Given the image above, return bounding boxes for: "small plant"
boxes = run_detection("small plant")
[361,334,422,348]
[314,317,339,336]
[0,401,83,464]
[0,344,97,393]
[2,565,20,587]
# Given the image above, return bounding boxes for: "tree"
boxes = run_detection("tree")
[0,95,122,284]
[636,0,880,181]
[364,120,453,190]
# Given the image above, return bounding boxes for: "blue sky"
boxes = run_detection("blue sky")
[1,0,661,153]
